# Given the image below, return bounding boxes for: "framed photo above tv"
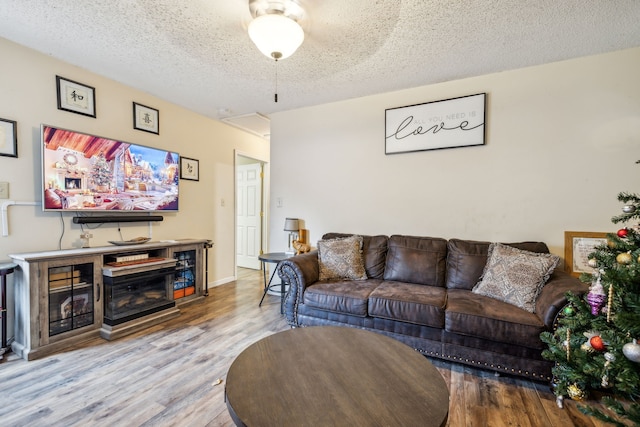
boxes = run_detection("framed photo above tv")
[41,124,180,212]
[0,118,18,158]
[56,76,96,118]
[133,102,159,134]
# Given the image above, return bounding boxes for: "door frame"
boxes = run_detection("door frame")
[234,150,270,275]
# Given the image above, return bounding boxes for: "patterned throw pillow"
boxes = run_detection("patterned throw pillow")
[472,242,559,312]
[318,235,368,281]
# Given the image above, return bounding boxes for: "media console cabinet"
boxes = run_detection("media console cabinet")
[9,238,209,361]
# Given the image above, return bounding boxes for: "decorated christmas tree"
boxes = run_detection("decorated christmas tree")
[541,188,640,426]
[91,153,112,189]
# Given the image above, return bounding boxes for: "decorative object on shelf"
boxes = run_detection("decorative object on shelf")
[108,237,151,246]
[385,93,486,155]
[563,231,608,277]
[284,217,299,254]
[0,117,17,158]
[56,75,96,118]
[179,157,199,181]
[292,239,310,255]
[133,102,159,134]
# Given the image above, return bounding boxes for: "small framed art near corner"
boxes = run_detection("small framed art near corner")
[0,118,18,158]
[56,75,96,118]
[133,102,159,134]
[564,231,608,277]
[180,157,199,181]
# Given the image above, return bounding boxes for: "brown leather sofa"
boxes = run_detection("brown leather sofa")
[277,233,587,381]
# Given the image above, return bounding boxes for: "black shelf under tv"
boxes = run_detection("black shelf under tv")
[73,215,164,224]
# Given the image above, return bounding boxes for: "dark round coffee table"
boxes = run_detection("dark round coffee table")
[225,326,449,426]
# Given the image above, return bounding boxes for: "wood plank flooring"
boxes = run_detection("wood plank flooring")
[0,268,609,426]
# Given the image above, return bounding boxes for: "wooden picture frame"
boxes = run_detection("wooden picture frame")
[133,102,159,134]
[56,76,96,118]
[564,231,608,277]
[0,118,18,158]
[180,157,199,181]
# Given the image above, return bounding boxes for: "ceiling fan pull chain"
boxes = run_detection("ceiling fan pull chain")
[274,58,279,103]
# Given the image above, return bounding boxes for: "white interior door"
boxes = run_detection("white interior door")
[237,162,262,269]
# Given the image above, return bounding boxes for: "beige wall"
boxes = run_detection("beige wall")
[269,47,640,260]
[0,37,269,285]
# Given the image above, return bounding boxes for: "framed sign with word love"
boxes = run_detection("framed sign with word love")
[385,93,486,154]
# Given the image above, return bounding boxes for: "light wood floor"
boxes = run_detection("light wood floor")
[0,268,609,427]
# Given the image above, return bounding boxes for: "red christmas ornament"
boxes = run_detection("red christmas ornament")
[617,228,629,238]
[590,336,606,351]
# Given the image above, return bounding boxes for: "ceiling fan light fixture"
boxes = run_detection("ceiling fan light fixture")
[248,13,304,60]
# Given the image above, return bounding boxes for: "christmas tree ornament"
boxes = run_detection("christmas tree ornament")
[622,204,636,213]
[586,277,606,315]
[587,258,598,268]
[623,339,640,363]
[567,383,587,401]
[563,305,575,316]
[616,252,632,265]
[607,284,614,322]
[617,228,629,238]
[581,342,595,353]
[590,335,606,351]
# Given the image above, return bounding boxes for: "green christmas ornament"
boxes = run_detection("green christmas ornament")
[563,305,575,316]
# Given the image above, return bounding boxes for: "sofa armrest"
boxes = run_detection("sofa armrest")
[277,250,320,325]
[535,270,589,329]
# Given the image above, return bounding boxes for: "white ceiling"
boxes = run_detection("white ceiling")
[1,1,639,126]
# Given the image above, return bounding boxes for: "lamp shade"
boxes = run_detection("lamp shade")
[284,218,300,231]
[248,14,304,60]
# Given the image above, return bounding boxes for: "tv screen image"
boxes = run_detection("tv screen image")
[42,125,180,212]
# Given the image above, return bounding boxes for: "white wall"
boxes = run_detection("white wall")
[0,37,270,285]
[269,47,640,260]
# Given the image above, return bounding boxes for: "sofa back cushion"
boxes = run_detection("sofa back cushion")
[322,233,388,279]
[383,235,448,287]
[446,239,550,290]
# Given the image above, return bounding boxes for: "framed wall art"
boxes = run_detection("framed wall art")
[180,157,199,181]
[564,231,609,277]
[56,75,96,118]
[0,118,17,158]
[385,93,486,154]
[133,102,159,134]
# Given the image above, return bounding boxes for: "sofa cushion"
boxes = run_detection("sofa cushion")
[303,279,383,316]
[445,289,546,349]
[445,239,551,290]
[368,281,446,328]
[472,243,559,312]
[323,233,388,279]
[383,235,448,287]
[318,235,367,281]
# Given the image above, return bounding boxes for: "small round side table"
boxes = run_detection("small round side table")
[258,252,292,313]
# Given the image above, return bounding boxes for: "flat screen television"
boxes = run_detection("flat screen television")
[41,125,179,212]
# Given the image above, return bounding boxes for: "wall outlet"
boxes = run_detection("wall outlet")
[0,182,8,199]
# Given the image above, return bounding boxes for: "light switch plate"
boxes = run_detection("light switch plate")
[0,182,8,199]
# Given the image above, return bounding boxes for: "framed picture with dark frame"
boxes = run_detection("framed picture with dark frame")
[56,75,96,118]
[564,231,609,277]
[0,118,18,158]
[180,157,199,181]
[133,102,159,134]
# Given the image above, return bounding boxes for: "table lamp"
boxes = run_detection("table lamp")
[284,218,300,254]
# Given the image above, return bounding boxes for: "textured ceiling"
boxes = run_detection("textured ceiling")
[1,0,639,124]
